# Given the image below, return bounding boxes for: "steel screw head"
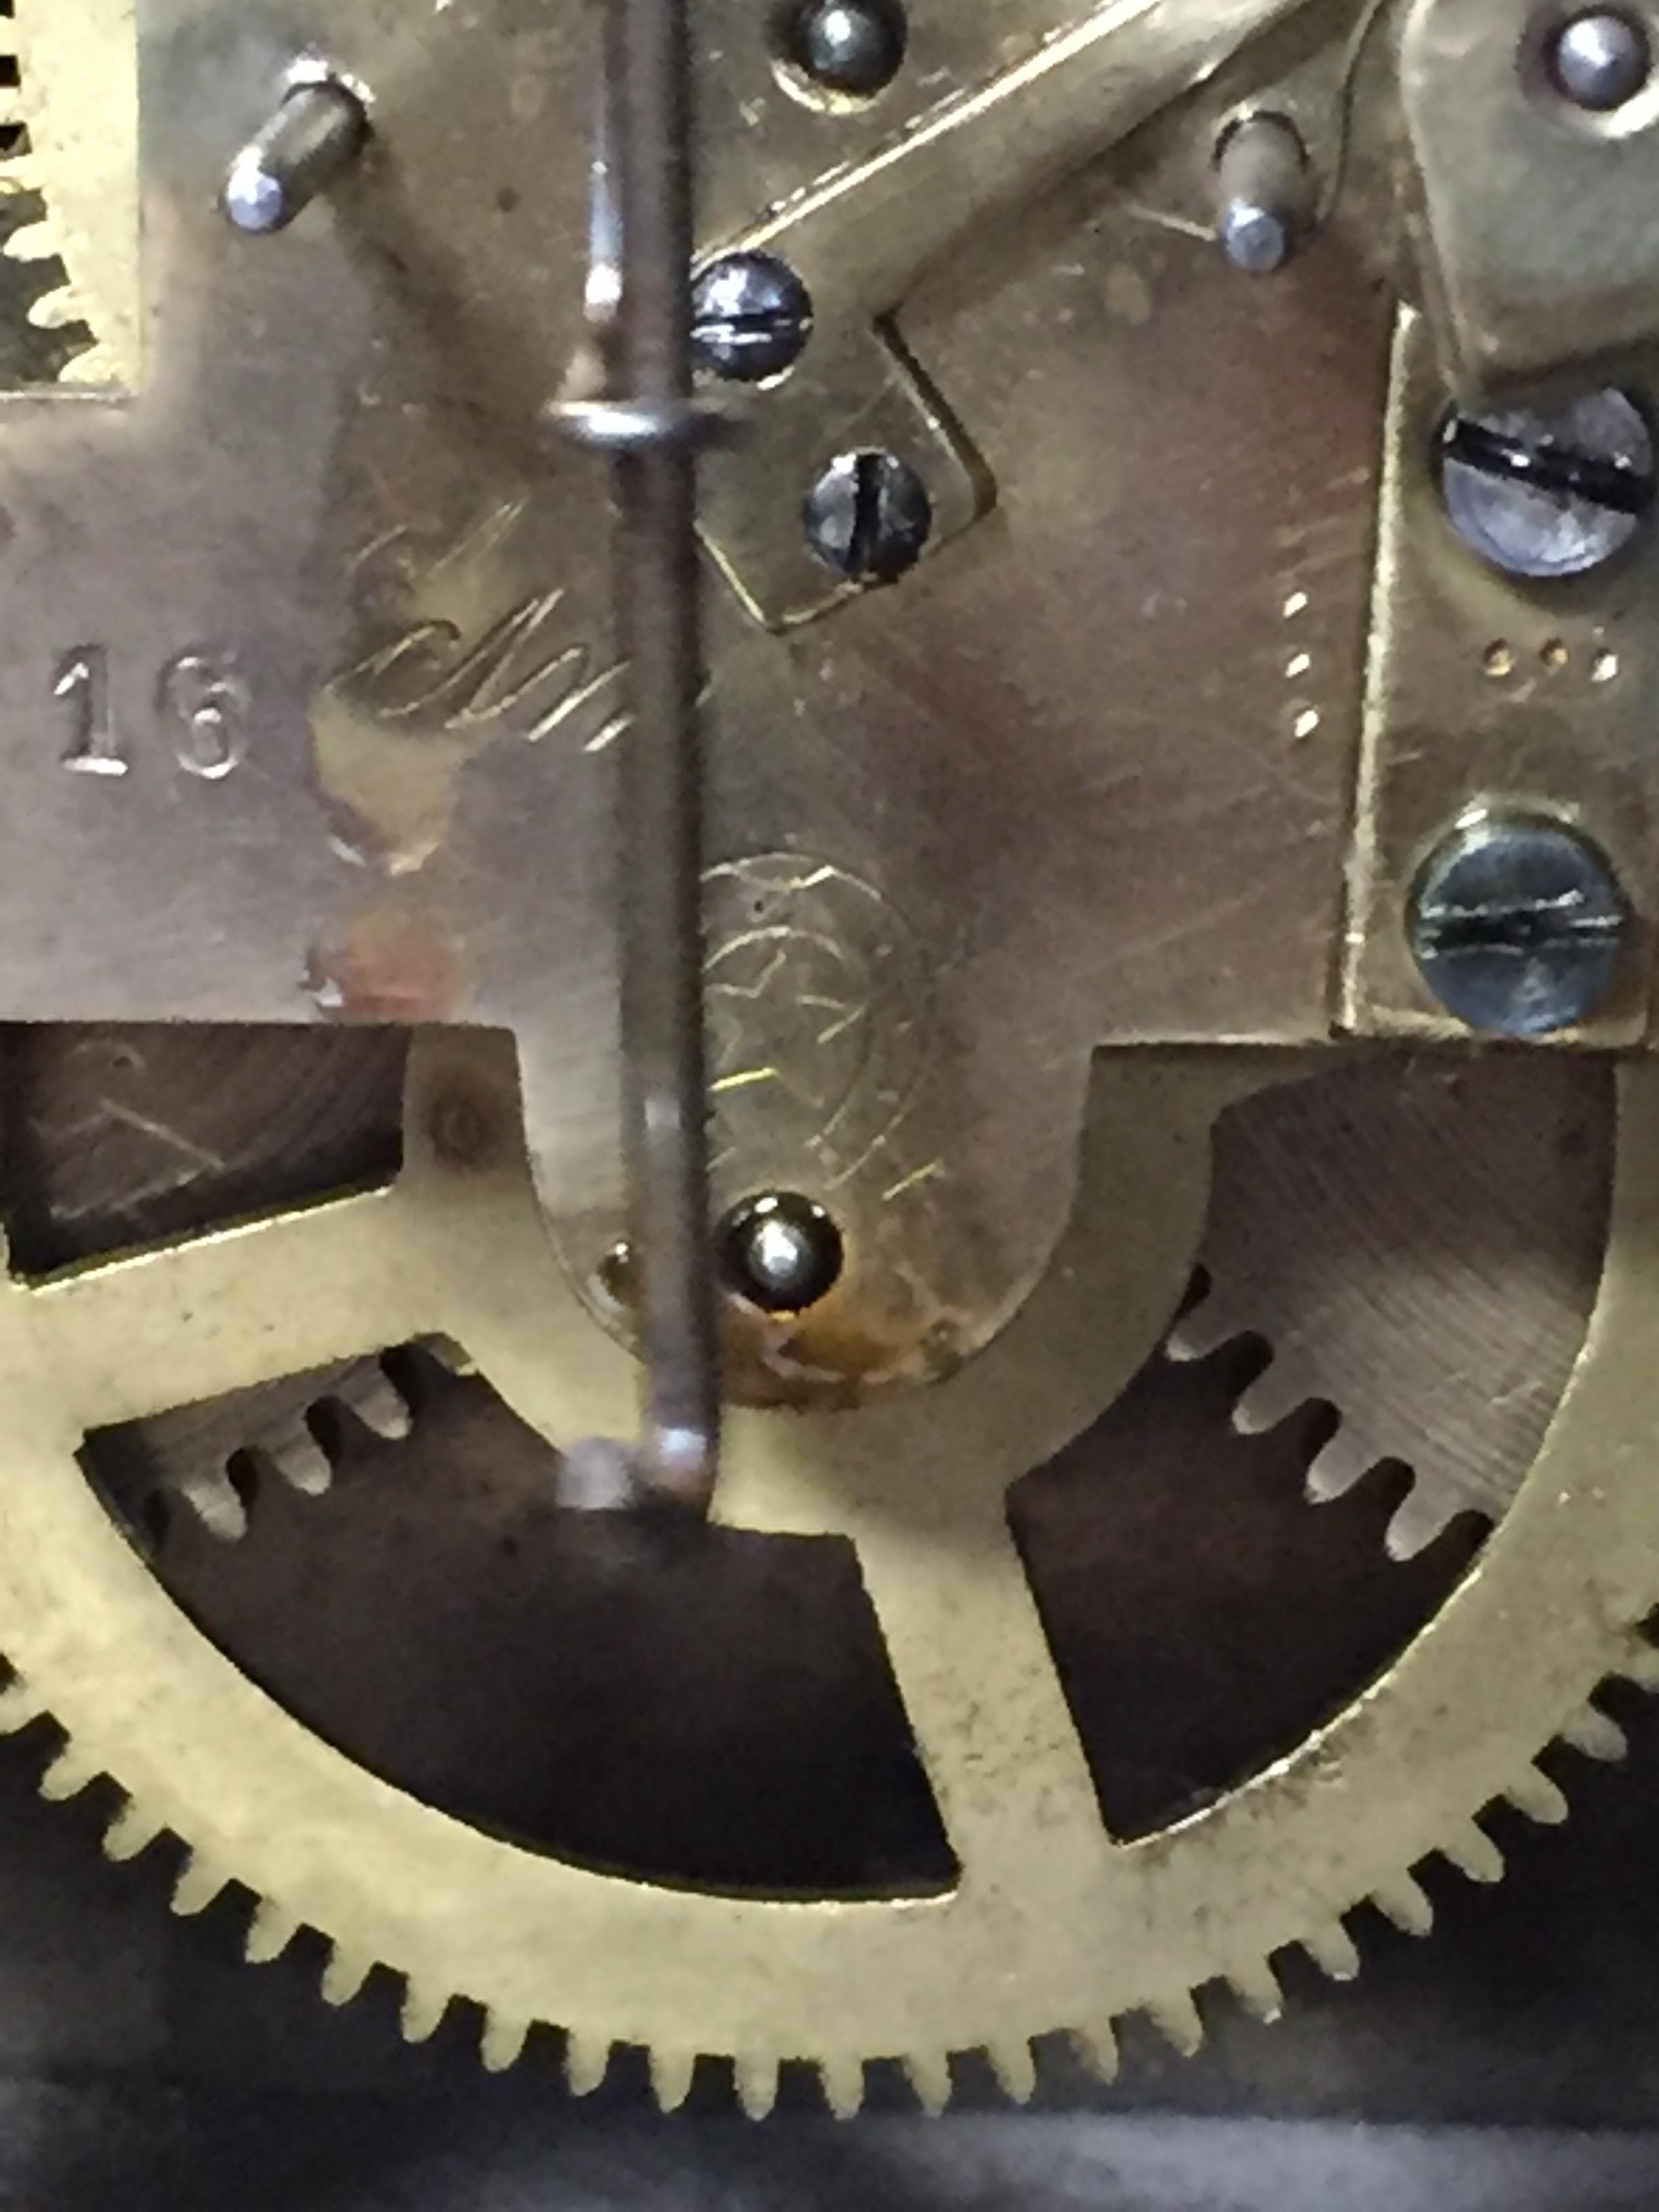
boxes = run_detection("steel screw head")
[804,450,933,583]
[721,1193,845,1313]
[783,0,907,99]
[1438,389,1654,579]
[1408,813,1629,1038]
[1548,8,1652,110]
[691,252,813,384]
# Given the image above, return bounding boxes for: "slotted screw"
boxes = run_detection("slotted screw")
[691,253,813,384]
[803,450,933,583]
[1438,390,1654,577]
[1409,813,1629,1037]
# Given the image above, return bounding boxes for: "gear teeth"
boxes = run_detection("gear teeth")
[1229,1357,1306,1437]
[733,2053,779,2121]
[1561,1702,1628,1763]
[101,1800,161,1864]
[0,1679,47,1736]
[38,1742,98,1802]
[0,9,121,388]
[1504,1765,1570,1826]
[321,1944,373,2008]
[649,2047,697,2112]
[342,1365,415,1442]
[170,1853,227,1919]
[1304,1427,1372,1503]
[817,2053,866,2119]
[268,1432,333,1500]
[1145,1992,1205,2056]
[245,1901,300,1965]
[481,2011,531,2074]
[1440,1821,1504,1885]
[903,2050,954,2116]
[177,1467,249,1542]
[1069,2022,1120,2082]
[987,2037,1038,2104]
[1301,1920,1360,1982]
[1313,1434,1469,1562]
[0,169,100,382]
[1227,1959,1284,2023]
[1615,1633,1659,1693]
[565,2027,613,2097]
[171,1355,422,1541]
[1370,1872,1435,1936]
[1165,1287,1254,1364]
[1383,1484,1462,1563]
[400,1981,451,2044]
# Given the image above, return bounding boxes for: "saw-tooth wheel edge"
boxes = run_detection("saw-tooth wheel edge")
[0,1622,1634,2113]
[0,18,98,381]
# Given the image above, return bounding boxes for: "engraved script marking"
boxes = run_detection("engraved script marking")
[344,590,626,747]
[338,499,628,751]
[320,498,628,873]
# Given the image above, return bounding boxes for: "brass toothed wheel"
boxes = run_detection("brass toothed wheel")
[4,0,138,384]
[0,1032,1649,2114]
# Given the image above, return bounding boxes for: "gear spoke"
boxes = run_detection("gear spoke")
[852,1497,1111,1887]
[9,1188,436,1429]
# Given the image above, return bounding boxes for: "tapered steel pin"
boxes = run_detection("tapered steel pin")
[224,79,369,236]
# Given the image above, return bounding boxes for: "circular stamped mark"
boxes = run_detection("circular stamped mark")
[703,855,933,1187]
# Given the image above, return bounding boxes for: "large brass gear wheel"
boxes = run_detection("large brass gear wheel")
[0,1030,1652,2116]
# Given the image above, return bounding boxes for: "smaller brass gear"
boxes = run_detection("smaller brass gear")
[1171,1055,1612,1558]
[134,1357,419,1541]
[4,0,141,386]
[0,1023,409,1533]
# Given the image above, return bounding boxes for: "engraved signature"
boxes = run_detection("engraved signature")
[336,498,628,753]
[340,588,628,752]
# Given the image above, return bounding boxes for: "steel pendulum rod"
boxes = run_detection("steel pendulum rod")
[562,0,722,1513]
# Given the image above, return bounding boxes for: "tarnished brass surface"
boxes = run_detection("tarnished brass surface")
[1,0,1400,1394]
[698,0,1320,622]
[1173,1050,1611,1557]
[1344,312,1658,1044]
[1399,0,1659,394]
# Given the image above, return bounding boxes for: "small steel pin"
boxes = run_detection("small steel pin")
[224,80,369,237]
[1214,115,1313,276]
